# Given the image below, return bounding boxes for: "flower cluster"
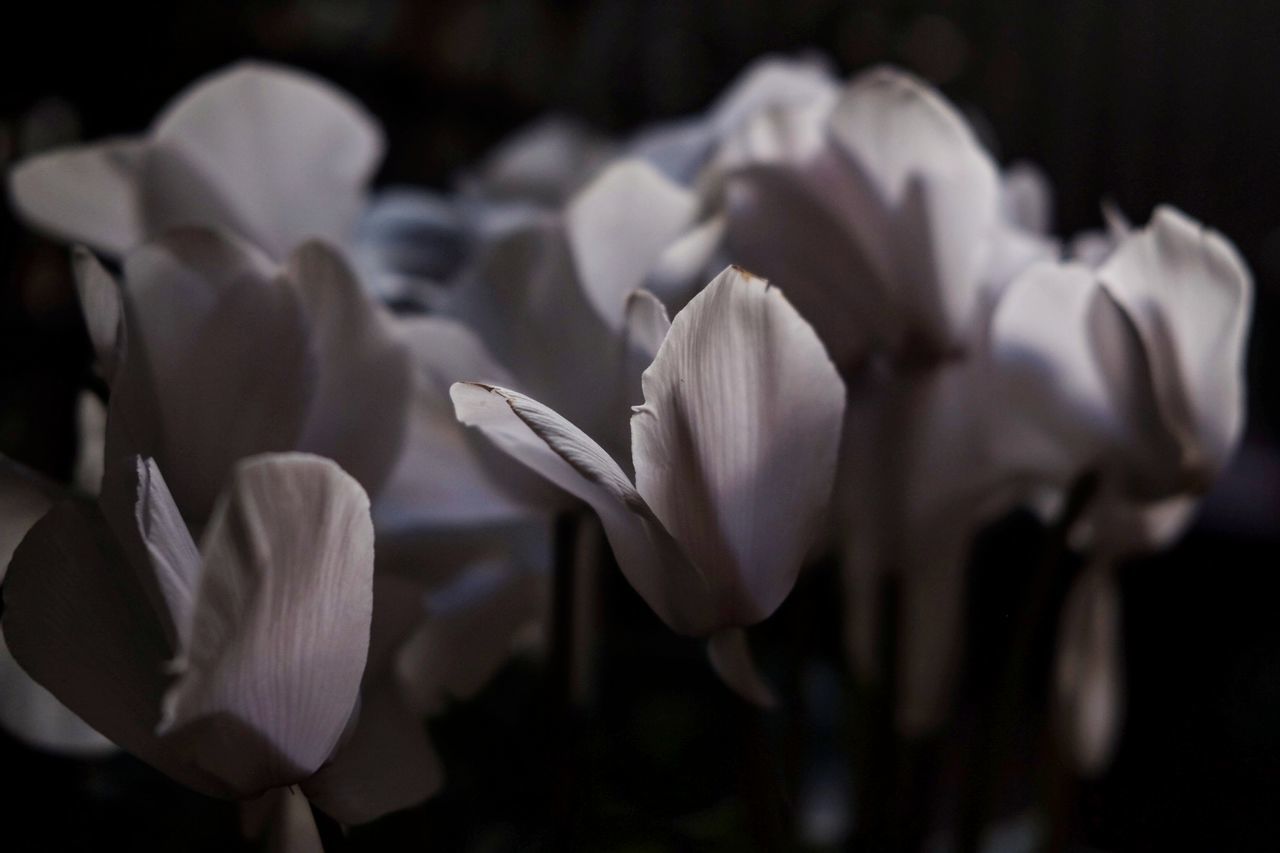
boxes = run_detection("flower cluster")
[0,56,1251,845]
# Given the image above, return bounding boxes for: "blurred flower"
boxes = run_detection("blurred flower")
[453,266,845,704]
[990,205,1252,771]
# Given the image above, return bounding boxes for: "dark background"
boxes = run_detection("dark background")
[2,2,1278,850]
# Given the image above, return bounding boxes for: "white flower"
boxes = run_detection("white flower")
[1,453,409,818]
[9,61,382,262]
[452,266,846,704]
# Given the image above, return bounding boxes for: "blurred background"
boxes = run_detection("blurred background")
[2,1,1278,850]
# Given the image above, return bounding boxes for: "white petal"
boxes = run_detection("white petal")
[622,289,671,407]
[2,500,226,795]
[8,139,146,255]
[631,266,845,625]
[451,382,713,634]
[303,685,443,824]
[477,116,614,204]
[394,562,548,714]
[72,391,107,496]
[1054,566,1125,776]
[114,228,316,520]
[375,315,551,529]
[828,66,1000,348]
[707,628,777,708]
[287,241,412,500]
[999,161,1053,234]
[565,159,697,332]
[159,454,374,795]
[1098,206,1252,484]
[72,247,123,381]
[146,61,383,259]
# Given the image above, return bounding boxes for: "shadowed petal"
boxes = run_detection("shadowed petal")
[708,628,777,709]
[159,454,374,795]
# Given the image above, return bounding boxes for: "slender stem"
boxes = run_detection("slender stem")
[956,472,1098,853]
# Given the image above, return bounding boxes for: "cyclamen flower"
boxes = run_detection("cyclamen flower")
[453,266,845,703]
[990,205,1252,772]
[10,61,381,263]
[2,453,387,815]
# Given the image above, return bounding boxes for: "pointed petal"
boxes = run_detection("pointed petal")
[1054,566,1125,775]
[451,382,713,634]
[303,685,443,825]
[8,139,146,255]
[565,160,696,331]
[114,228,316,520]
[707,628,777,709]
[828,67,1000,347]
[631,266,845,626]
[287,241,412,500]
[240,788,324,853]
[1098,206,1252,484]
[147,62,383,259]
[159,454,374,795]
[2,500,226,796]
[622,290,671,407]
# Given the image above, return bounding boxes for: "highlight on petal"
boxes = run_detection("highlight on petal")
[631,265,845,626]
[565,159,697,331]
[1098,206,1253,485]
[708,628,777,709]
[147,61,384,259]
[1054,565,1125,776]
[8,139,146,255]
[827,66,1000,347]
[159,453,375,796]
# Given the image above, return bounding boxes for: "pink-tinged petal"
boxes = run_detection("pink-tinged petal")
[287,241,412,500]
[303,684,443,825]
[707,628,777,709]
[1098,206,1252,485]
[451,382,713,634]
[2,500,227,796]
[147,62,383,260]
[159,454,374,796]
[394,562,548,714]
[631,266,845,626]
[71,247,123,381]
[565,160,697,332]
[8,139,146,255]
[1054,565,1124,776]
[827,67,1000,349]
[114,228,316,520]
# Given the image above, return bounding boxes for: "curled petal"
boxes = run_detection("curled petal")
[451,382,712,634]
[631,266,845,626]
[160,454,374,796]
[1098,206,1252,485]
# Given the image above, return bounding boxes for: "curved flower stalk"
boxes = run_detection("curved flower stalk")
[0,457,114,756]
[0,453,427,826]
[453,266,846,704]
[989,205,1252,772]
[9,61,382,263]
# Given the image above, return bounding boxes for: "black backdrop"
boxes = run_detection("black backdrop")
[2,2,1278,850]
